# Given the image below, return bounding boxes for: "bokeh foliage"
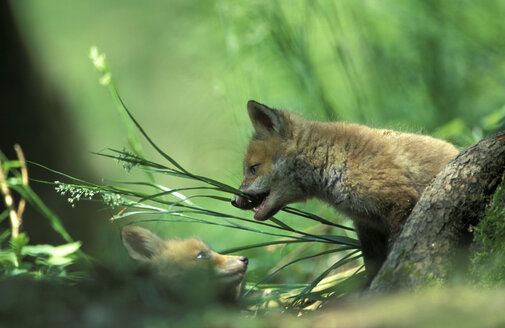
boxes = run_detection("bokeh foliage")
[9,0,505,306]
[219,0,505,137]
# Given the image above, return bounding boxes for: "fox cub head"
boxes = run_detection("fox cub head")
[231,100,310,220]
[121,226,248,300]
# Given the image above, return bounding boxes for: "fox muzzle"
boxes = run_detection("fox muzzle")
[231,194,254,210]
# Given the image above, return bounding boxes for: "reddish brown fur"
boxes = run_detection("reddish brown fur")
[232,101,458,281]
[121,226,248,300]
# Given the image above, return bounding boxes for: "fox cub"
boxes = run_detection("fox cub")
[121,226,248,301]
[232,100,458,281]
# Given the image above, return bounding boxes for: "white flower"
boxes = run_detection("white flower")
[89,46,107,72]
[100,72,111,86]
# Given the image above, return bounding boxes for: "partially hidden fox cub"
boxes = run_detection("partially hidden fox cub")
[121,226,248,301]
[232,100,458,281]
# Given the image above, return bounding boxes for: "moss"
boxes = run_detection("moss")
[470,179,505,287]
[375,248,444,290]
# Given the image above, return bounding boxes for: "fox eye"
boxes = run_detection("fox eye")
[249,164,259,175]
[196,251,209,260]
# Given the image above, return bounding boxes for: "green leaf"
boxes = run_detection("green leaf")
[0,229,10,244]
[0,249,18,267]
[22,241,81,258]
[10,233,30,252]
[0,209,10,224]
[46,256,74,267]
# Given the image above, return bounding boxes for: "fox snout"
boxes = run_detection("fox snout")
[218,255,249,280]
[231,183,257,210]
[231,194,254,210]
[238,256,248,266]
[231,190,273,221]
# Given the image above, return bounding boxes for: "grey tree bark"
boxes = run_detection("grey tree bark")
[370,130,505,292]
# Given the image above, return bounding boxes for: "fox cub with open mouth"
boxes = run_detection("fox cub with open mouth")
[121,226,248,302]
[232,100,458,281]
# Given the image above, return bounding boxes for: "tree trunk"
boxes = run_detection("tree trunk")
[370,130,505,292]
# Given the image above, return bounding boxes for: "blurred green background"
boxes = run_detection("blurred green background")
[6,0,505,283]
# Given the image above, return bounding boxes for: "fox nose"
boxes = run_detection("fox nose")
[239,256,249,266]
[231,195,254,210]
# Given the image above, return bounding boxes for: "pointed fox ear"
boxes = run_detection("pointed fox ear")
[121,226,165,263]
[247,100,284,137]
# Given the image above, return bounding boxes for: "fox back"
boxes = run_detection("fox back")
[232,100,458,281]
[121,226,248,301]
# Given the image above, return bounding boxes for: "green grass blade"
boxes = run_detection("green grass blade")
[295,270,366,302]
[310,235,360,247]
[100,149,246,196]
[269,217,296,231]
[28,161,95,186]
[243,246,354,297]
[282,206,354,231]
[290,250,361,307]
[94,149,171,171]
[10,184,73,243]
[219,239,314,254]
[109,87,191,174]
[119,215,336,243]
